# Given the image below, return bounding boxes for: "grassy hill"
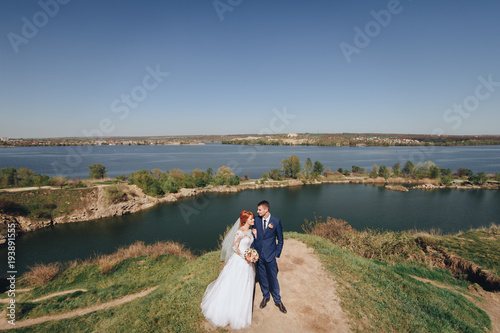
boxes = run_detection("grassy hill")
[1,223,498,332]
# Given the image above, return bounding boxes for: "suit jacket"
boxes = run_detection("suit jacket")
[253,215,284,262]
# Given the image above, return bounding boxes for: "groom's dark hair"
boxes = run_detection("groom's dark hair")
[257,200,270,209]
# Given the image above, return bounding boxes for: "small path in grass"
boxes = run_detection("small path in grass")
[0,289,31,304]
[32,289,88,302]
[0,289,87,304]
[410,276,500,333]
[0,286,158,330]
[203,239,352,333]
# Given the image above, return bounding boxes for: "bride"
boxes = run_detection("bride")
[201,210,257,329]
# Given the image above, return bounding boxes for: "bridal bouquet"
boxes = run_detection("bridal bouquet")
[244,248,259,263]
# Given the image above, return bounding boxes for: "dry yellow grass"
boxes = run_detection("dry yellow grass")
[23,240,195,280]
[24,262,61,286]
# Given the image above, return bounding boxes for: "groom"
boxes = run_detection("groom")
[253,200,286,314]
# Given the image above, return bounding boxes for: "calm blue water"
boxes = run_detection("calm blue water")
[0,145,499,281]
[1,184,499,277]
[1,144,499,179]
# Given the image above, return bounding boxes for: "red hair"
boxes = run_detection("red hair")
[239,210,254,226]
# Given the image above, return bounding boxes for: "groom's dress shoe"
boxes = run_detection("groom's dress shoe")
[259,298,270,309]
[276,302,287,314]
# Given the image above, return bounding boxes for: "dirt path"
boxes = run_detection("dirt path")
[31,289,88,302]
[0,286,158,330]
[410,276,500,333]
[203,239,351,333]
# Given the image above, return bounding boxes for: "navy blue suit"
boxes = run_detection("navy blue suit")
[253,214,283,304]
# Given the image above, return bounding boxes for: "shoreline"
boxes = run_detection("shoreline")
[1,176,498,245]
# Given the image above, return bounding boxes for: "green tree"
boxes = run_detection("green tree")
[456,168,473,178]
[392,163,401,177]
[88,163,107,179]
[470,172,488,185]
[33,174,50,187]
[352,165,361,174]
[269,169,282,180]
[440,175,453,186]
[152,168,164,180]
[440,168,452,176]
[429,165,440,179]
[229,175,240,185]
[162,175,180,193]
[50,176,68,189]
[191,169,206,187]
[115,174,128,182]
[313,161,324,178]
[303,158,313,178]
[281,155,301,179]
[262,172,269,182]
[369,164,379,178]
[379,165,390,179]
[0,167,17,187]
[17,167,35,187]
[129,170,164,197]
[417,161,436,172]
[215,166,235,185]
[204,168,213,184]
[402,161,416,176]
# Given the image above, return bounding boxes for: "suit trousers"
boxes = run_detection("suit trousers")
[257,256,281,304]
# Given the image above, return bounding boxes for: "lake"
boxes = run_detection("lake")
[1,183,498,277]
[1,144,500,179]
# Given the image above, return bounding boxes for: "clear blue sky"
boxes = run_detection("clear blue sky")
[1,0,499,138]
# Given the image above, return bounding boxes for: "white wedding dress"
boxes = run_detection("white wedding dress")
[201,229,256,329]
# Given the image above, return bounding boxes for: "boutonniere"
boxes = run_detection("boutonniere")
[268,222,274,229]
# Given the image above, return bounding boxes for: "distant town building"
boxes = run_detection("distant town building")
[0,137,8,142]
[287,133,298,138]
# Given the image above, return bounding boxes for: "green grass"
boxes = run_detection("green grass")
[12,255,188,321]
[7,247,221,332]
[435,226,500,276]
[0,188,94,222]
[4,229,497,332]
[287,232,491,333]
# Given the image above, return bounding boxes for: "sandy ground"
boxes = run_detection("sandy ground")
[203,239,352,333]
[411,276,500,333]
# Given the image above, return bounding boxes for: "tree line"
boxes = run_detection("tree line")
[2,158,499,194]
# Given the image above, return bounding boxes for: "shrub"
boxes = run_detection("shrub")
[440,175,454,186]
[24,262,61,286]
[262,172,269,182]
[115,174,128,181]
[268,169,282,180]
[0,197,28,216]
[88,163,107,179]
[303,216,424,263]
[228,175,240,185]
[104,185,128,204]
